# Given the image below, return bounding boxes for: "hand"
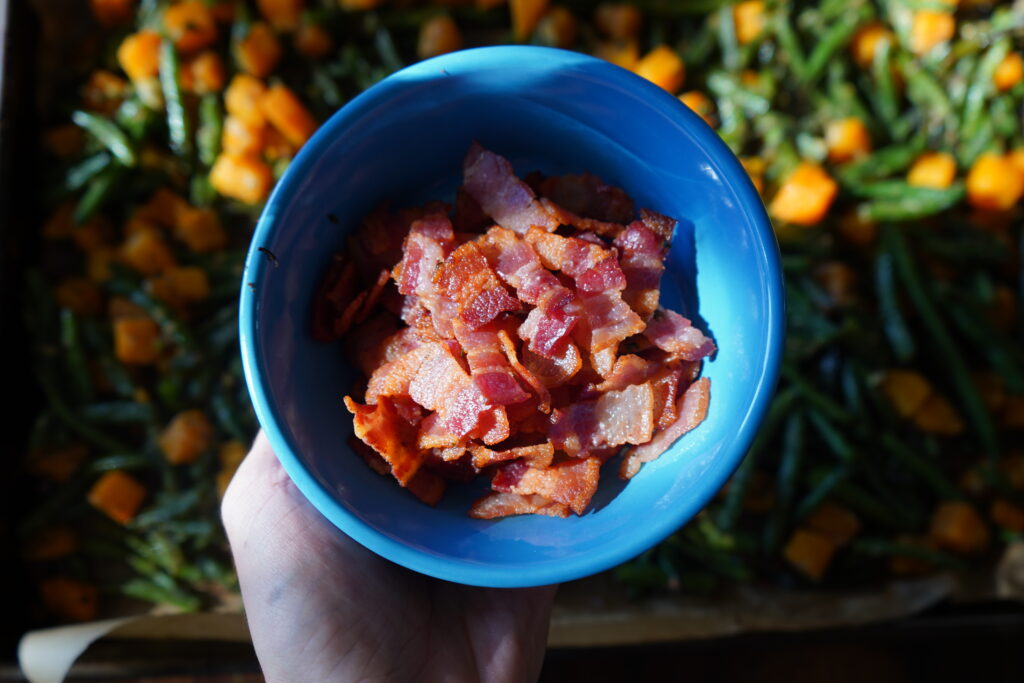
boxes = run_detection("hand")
[222,432,557,682]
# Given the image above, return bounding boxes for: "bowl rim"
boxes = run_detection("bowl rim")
[240,45,784,587]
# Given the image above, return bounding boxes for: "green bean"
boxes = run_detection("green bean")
[781,362,853,424]
[64,152,112,194]
[833,480,914,531]
[883,225,1000,459]
[869,36,901,132]
[159,39,192,160]
[71,110,137,167]
[108,271,196,350]
[847,180,962,202]
[899,55,955,130]
[874,249,916,362]
[716,388,801,530]
[80,319,137,399]
[880,434,962,500]
[715,4,740,71]
[806,409,857,463]
[802,6,871,85]
[211,391,248,442]
[942,295,1024,394]
[121,576,202,611]
[115,97,156,142]
[773,5,807,80]
[132,489,202,529]
[961,38,1010,142]
[851,538,967,572]
[73,163,124,225]
[857,185,965,222]
[90,453,152,472]
[764,412,806,551]
[82,401,156,425]
[373,23,404,73]
[59,310,95,403]
[196,94,223,168]
[838,139,924,183]
[37,372,128,453]
[794,465,850,520]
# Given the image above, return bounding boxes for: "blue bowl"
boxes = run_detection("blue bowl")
[240,46,783,587]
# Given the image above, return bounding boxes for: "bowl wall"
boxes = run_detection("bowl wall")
[240,46,783,587]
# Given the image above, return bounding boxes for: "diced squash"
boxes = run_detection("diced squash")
[769,162,838,226]
[536,7,577,49]
[121,225,176,276]
[88,248,118,283]
[294,22,333,59]
[210,0,235,22]
[994,52,1023,92]
[55,277,103,316]
[88,470,148,524]
[163,0,218,53]
[678,90,714,127]
[113,316,162,365]
[732,1,765,46]
[966,152,1024,210]
[117,30,162,82]
[594,3,641,40]
[837,211,877,246]
[160,409,215,465]
[783,529,837,581]
[813,261,856,306]
[72,215,112,252]
[635,45,685,94]
[258,0,303,32]
[594,39,639,70]
[225,74,269,127]
[23,527,78,562]
[263,126,296,161]
[39,577,99,622]
[222,115,267,156]
[89,0,135,27]
[850,22,892,68]
[235,22,283,78]
[907,152,957,189]
[44,124,85,158]
[29,444,88,482]
[183,51,226,94]
[825,117,872,164]
[879,369,932,418]
[1002,395,1024,431]
[82,70,129,115]
[339,0,383,8]
[146,266,211,307]
[135,188,189,228]
[1008,148,1024,176]
[806,502,861,546]
[929,501,990,554]
[990,499,1024,533]
[912,394,965,436]
[210,153,274,204]
[889,535,938,576]
[108,295,147,320]
[910,10,955,55]
[417,15,463,59]
[174,206,228,252]
[511,0,549,41]
[259,84,318,147]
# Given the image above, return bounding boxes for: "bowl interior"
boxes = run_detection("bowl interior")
[241,47,783,587]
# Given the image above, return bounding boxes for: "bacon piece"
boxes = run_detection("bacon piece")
[344,395,423,485]
[639,208,677,242]
[394,221,457,337]
[469,492,570,519]
[311,254,357,342]
[452,320,529,406]
[424,449,479,483]
[497,330,551,412]
[550,381,655,457]
[522,342,582,388]
[365,341,435,404]
[406,468,446,505]
[355,269,392,323]
[651,365,687,430]
[645,308,717,361]
[462,142,559,235]
[591,354,653,395]
[577,291,645,354]
[470,441,555,469]
[417,413,462,449]
[492,457,601,515]
[470,406,510,445]
[615,221,666,321]
[537,172,635,224]
[409,342,491,437]
[540,198,624,238]
[620,377,710,480]
[435,242,521,331]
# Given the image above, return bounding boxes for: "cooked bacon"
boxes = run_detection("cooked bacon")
[469,492,570,519]
[344,395,423,485]
[592,354,653,395]
[470,406,511,445]
[650,365,686,430]
[639,208,677,242]
[620,377,710,480]
[453,320,530,406]
[537,172,635,224]
[615,221,666,321]
[492,457,601,515]
[311,254,358,342]
[394,222,457,337]
[550,382,655,457]
[365,342,435,404]
[462,142,560,235]
[645,308,717,361]
[522,342,582,388]
[436,242,521,330]
[409,342,491,437]
[577,291,645,354]
[470,441,555,469]
[424,449,478,483]
[406,468,446,505]
[417,413,461,449]
[497,329,551,412]
[540,198,624,238]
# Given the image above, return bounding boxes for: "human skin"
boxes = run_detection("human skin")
[222,432,558,682]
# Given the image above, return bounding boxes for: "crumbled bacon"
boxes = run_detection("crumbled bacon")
[317,143,713,516]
